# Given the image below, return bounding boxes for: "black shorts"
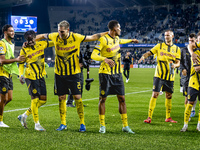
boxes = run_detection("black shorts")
[153,77,174,93]
[183,84,189,97]
[123,64,130,70]
[99,73,125,97]
[0,76,13,94]
[54,73,81,96]
[25,77,46,97]
[187,87,200,101]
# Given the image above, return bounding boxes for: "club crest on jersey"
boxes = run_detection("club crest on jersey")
[68,40,73,44]
[97,41,101,45]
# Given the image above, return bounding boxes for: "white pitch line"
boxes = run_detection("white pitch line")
[4,89,151,113]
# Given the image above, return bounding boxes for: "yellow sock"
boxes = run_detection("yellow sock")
[148,97,157,119]
[25,100,46,116]
[59,100,66,125]
[75,98,85,125]
[121,114,128,127]
[165,98,172,119]
[25,108,32,116]
[31,98,39,123]
[38,100,46,107]
[0,115,3,122]
[184,103,193,124]
[99,115,105,126]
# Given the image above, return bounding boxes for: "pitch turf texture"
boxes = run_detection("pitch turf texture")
[1,67,199,150]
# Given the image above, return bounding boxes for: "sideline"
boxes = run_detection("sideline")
[4,89,151,113]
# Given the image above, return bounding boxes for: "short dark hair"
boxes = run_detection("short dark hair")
[189,33,196,39]
[24,30,36,40]
[2,24,13,33]
[107,20,119,30]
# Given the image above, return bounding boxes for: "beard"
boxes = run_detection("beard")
[8,35,14,39]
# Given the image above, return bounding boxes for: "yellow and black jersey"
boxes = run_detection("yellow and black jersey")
[91,34,132,75]
[48,32,86,76]
[19,41,53,80]
[150,42,181,81]
[0,40,13,78]
[189,49,200,90]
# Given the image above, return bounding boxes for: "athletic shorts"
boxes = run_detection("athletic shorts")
[123,64,130,70]
[99,73,124,97]
[153,77,174,93]
[0,76,13,94]
[187,87,200,102]
[25,77,46,97]
[54,73,81,96]
[183,84,189,97]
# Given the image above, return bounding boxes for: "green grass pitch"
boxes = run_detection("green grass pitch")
[1,67,200,150]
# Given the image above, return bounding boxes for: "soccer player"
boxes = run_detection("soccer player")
[35,20,108,132]
[180,33,196,119]
[181,34,200,132]
[0,24,25,127]
[123,51,132,83]
[138,30,181,124]
[17,30,54,131]
[91,20,138,134]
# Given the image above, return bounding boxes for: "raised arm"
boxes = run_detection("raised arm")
[138,51,153,63]
[188,42,200,64]
[35,34,48,41]
[83,31,108,42]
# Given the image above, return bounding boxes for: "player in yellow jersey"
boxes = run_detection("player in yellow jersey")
[0,24,25,127]
[17,30,54,131]
[181,37,200,132]
[138,30,181,124]
[35,20,108,132]
[91,20,138,134]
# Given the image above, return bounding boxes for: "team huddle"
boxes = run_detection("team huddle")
[0,19,199,133]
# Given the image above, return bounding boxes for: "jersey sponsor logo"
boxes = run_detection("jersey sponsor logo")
[28,50,44,59]
[56,45,75,51]
[160,52,176,58]
[106,45,120,52]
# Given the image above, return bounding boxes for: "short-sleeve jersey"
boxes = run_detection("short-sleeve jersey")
[48,32,86,76]
[189,44,200,90]
[150,42,181,81]
[0,40,13,78]
[19,41,49,80]
[94,34,132,75]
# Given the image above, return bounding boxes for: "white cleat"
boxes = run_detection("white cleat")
[0,122,9,127]
[126,79,129,83]
[122,126,135,134]
[18,115,28,129]
[35,124,46,131]
[180,125,188,132]
[99,126,106,133]
[196,123,200,131]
